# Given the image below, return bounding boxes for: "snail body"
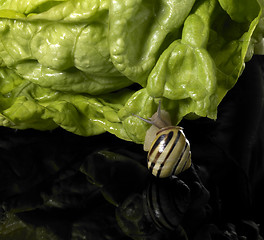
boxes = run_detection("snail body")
[135,102,192,178]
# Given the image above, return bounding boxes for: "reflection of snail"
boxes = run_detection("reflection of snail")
[143,176,190,234]
[116,176,190,240]
[134,102,192,178]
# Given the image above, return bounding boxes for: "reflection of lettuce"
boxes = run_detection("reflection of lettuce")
[0,0,263,143]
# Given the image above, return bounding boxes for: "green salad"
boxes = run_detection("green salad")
[0,0,263,143]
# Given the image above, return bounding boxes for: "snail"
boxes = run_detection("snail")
[134,101,192,178]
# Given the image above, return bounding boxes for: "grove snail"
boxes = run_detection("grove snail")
[134,102,192,178]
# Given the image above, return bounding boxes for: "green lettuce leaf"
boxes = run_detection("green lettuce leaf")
[0,0,263,143]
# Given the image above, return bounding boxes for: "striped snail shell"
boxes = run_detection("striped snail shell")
[148,126,192,178]
[135,102,192,178]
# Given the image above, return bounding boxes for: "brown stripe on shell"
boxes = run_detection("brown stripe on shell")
[148,131,173,175]
[156,130,181,177]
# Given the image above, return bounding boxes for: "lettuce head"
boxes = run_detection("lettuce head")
[0,0,264,143]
